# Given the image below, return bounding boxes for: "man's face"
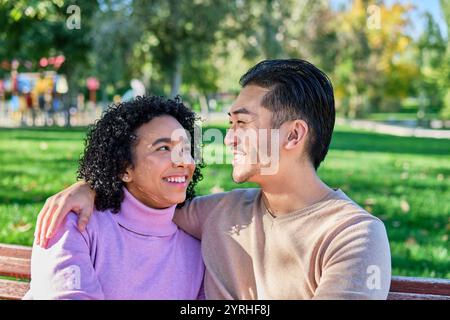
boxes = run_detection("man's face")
[224,85,276,184]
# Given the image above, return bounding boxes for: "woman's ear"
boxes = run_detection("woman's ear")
[121,168,133,183]
[284,120,308,151]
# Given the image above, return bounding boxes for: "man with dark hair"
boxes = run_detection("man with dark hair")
[238,59,335,170]
[35,59,391,299]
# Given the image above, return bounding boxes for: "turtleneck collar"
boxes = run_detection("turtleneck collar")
[112,187,178,237]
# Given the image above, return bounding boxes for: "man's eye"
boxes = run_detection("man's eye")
[157,146,170,151]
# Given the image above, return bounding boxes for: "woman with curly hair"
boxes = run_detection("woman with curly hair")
[24,96,205,299]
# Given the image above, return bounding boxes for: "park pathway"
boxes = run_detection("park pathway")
[336,118,450,139]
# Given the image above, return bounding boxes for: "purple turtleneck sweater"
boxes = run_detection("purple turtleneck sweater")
[24,188,205,300]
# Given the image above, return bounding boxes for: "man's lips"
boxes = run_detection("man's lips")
[232,151,247,165]
[231,147,246,155]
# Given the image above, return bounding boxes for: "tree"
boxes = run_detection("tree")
[331,0,417,117]
[439,0,450,119]
[89,2,142,98]
[415,12,447,123]
[0,0,97,95]
[333,0,373,118]
[131,0,235,97]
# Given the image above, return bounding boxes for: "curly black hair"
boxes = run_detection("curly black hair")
[77,95,204,213]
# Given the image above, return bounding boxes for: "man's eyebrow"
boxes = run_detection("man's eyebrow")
[227,107,254,117]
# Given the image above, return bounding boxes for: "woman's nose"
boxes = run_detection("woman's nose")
[172,146,194,167]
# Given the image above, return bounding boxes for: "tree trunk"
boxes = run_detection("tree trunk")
[199,94,210,120]
[170,57,182,98]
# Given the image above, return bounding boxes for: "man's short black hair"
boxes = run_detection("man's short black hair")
[239,59,335,170]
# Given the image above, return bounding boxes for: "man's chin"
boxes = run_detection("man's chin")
[232,175,247,184]
[231,165,256,184]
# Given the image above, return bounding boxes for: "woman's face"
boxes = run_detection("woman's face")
[123,115,195,209]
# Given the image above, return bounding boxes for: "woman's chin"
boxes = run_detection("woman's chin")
[165,194,187,206]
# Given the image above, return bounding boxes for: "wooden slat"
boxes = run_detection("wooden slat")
[0,256,31,279]
[0,279,30,300]
[388,292,450,300]
[390,276,450,296]
[1,280,448,300]
[0,243,32,260]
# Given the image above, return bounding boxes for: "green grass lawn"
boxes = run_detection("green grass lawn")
[0,124,449,278]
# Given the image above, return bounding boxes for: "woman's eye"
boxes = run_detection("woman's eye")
[157,146,170,151]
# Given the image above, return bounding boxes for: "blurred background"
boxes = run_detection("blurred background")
[0,0,448,279]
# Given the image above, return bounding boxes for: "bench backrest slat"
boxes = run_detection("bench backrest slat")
[0,243,32,280]
[0,279,30,300]
[0,243,32,260]
[0,256,31,280]
[388,292,450,300]
[390,276,450,296]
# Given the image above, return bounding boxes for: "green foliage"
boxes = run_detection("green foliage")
[439,0,450,119]
[131,0,235,96]
[0,1,448,117]
[0,0,97,95]
[441,90,450,119]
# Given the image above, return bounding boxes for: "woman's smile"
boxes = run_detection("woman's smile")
[162,174,190,188]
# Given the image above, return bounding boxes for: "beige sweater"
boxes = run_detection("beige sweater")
[173,188,391,300]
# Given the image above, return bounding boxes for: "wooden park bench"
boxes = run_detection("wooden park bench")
[1,242,449,300]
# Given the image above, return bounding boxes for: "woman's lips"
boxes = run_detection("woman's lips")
[162,175,189,188]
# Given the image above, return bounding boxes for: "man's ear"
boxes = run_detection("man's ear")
[284,120,308,151]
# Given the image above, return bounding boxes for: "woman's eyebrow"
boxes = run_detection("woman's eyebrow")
[151,137,172,146]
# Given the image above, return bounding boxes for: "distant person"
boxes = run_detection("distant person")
[35,73,47,116]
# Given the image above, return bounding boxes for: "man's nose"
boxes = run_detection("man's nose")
[224,129,236,147]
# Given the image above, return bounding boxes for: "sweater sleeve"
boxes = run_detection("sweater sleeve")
[173,192,229,239]
[313,217,392,300]
[24,213,104,300]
